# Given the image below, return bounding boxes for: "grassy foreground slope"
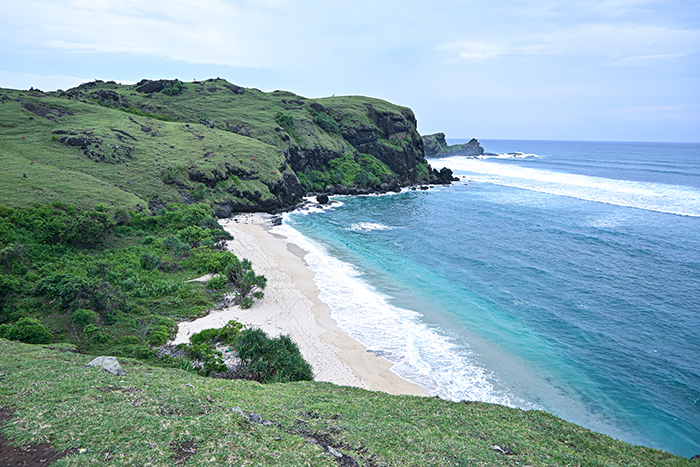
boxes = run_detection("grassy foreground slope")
[0,340,691,467]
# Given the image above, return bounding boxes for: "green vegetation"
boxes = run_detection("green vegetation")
[162,79,185,96]
[0,203,266,363]
[297,152,392,192]
[0,78,434,214]
[234,328,313,383]
[0,340,692,466]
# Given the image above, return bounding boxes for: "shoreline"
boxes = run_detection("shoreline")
[173,213,427,397]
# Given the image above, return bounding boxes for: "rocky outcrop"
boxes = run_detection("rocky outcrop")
[85,356,127,376]
[422,133,484,158]
[213,172,305,216]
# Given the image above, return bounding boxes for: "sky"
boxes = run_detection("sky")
[1,0,699,142]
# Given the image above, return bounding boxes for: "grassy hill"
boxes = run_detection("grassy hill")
[0,339,693,467]
[0,79,446,215]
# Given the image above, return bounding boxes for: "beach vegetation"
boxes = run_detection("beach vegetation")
[0,203,264,363]
[235,327,314,383]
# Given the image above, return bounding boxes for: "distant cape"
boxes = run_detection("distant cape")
[422,133,484,158]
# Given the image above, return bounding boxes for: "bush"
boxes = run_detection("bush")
[72,308,98,327]
[354,169,380,189]
[6,317,52,344]
[235,328,313,383]
[275,112,294,128]
[147,324,170,346]
[162,80,185,96]
[206,275,227,290]
[163,235,191,256]
[140,253,162,271]
[64,211,116,247]
[177,225,209,247]
[190,320,243,347]
[312,111,339,134]
[186,342,226,376]
[224,258,266,308]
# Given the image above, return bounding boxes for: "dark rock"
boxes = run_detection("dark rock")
[431,167,459,185]
[135,80,166,94]
[21,102,73,122]
[90,89,129,108]
[309,102,327,113]
[110,128,137,141]
[223,83,246,94]
[316,194,329,205]
[226,124,252,137]
[247,413,263,424]
[149,197,166,213]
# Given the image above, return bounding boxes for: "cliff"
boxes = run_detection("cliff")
[422,132,485,158]
[0,79,455,215]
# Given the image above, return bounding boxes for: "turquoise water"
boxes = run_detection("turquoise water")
[275,140,700,458]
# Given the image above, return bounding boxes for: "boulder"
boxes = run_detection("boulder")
[316,194,329,205]
[85,356,127,376]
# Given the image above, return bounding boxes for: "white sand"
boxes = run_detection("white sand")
[172,213,426,397]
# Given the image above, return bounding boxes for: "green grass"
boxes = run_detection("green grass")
[0,339,692,466]
[0,79,430,213]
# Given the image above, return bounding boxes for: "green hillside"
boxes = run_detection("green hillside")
[0,339,693,467]
[0,79,450,215]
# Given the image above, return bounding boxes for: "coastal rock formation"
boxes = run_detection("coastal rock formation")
[422,132,485,158]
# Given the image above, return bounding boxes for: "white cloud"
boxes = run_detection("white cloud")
[0,71,90,91]
[5,0,298,67]
[440,23,700,65]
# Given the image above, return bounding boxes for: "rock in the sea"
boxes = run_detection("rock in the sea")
[85,356,127,376]
[422,132,485,158]
[316,194,329,205]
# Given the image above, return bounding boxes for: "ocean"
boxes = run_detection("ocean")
[272,139,700,458]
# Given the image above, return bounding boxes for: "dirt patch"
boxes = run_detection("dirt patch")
[0,407,77,466]
[170,440,197,465]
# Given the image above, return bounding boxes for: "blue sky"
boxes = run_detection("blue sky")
[2,0,698,142]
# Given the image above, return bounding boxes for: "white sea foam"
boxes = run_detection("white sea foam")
[348,222,396,232]
[443,156,700,217]
[272,218,533,408]
[480,152,537,159]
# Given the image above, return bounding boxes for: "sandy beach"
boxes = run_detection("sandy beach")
[172,213,426,397]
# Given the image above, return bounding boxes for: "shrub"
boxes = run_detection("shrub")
[6,317,52,344]
[186,342,226,376]
[84,324,109,344]
[206,275,227,290]
[163,235,191,256]
[275,112,294,128]
[234,328,313,383]
[64,211,116,248]
[147,324,170,346]
[140,253,162,271]
[312,111,339,134]
[72,308,98,327]
[354,168,380,189]
[176,225,209,247]
[224,258,266,308]
[162,80,184,96]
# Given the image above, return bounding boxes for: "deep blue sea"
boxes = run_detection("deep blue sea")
[274,140,700,458]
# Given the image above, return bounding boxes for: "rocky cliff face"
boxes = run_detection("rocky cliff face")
[422,133,485,158]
